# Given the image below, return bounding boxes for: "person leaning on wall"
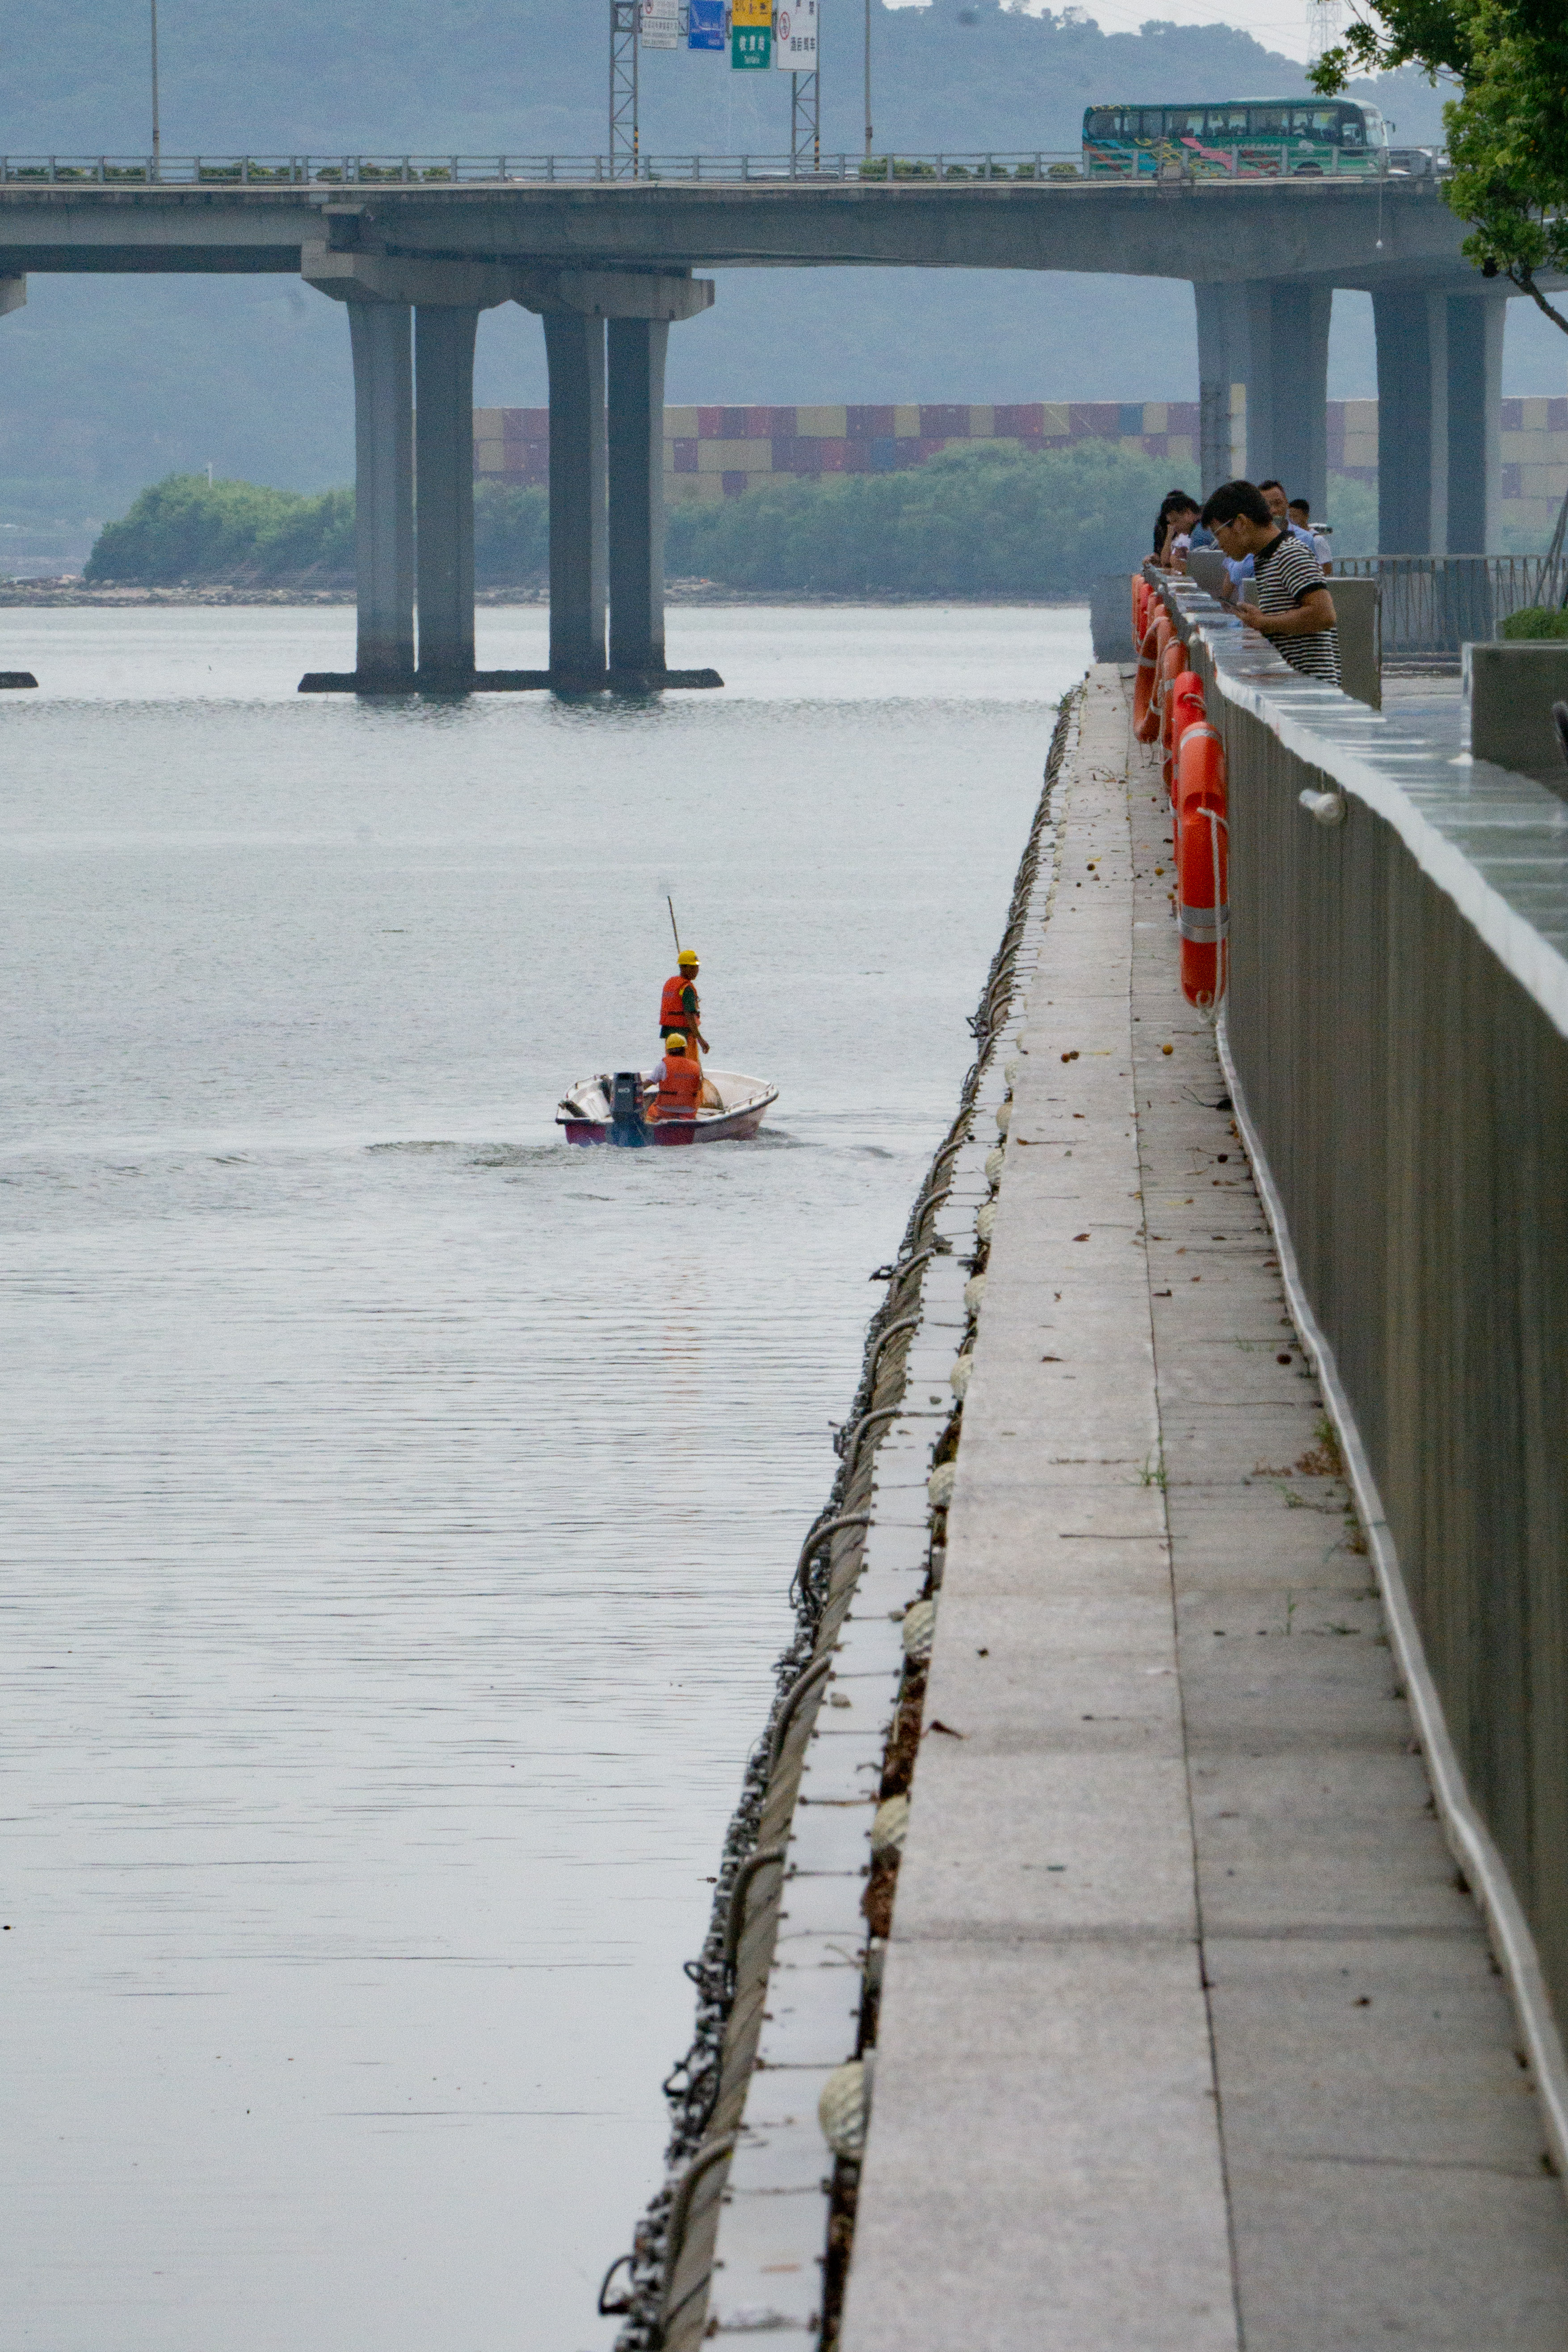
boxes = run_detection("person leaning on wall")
[1153,492,1201,572]
[1199,478,1341,686]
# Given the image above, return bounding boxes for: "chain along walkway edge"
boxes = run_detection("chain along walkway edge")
[599,688,1081,2351]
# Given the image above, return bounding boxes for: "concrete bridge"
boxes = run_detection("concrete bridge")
[0,172,1526,687]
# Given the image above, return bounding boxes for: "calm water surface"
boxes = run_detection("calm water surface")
[2,604,1089,2351]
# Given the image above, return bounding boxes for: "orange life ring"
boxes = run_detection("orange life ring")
[1174,719,1226,869]
[1132,574,1149,644]
[1132,622,1162,742]
[1177,758,1229,1012]
[1163,671,1206,802]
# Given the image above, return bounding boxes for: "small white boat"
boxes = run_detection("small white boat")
[556,1067,778,1146]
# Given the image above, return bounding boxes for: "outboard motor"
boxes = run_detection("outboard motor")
[610,1070,648,1147]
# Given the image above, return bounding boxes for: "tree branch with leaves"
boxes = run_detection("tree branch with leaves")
[1312,0,1568,334]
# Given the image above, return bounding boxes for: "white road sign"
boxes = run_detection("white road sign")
[640,0,680,47]
[773,0,817,66]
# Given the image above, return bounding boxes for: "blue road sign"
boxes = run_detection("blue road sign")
[688,0,724,50]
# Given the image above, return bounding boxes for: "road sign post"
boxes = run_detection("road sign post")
[610,0,639,176]
[776,0,819,171]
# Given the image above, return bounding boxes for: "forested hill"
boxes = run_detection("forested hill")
[7,0,1445,160]
[0,7,1498,545]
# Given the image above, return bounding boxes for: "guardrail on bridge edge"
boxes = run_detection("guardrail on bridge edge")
[0,150,1446,188]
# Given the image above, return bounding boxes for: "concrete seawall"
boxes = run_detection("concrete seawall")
[844,666,1568,2349]
[610,665,1568,2348]
[602,701,1067,2351]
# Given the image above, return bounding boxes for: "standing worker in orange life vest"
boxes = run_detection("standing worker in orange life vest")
[659,947,709,1061]
[651,1034,702,1121]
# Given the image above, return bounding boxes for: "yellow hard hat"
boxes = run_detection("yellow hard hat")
[666,1033,687,1050]
[678,948,699,967]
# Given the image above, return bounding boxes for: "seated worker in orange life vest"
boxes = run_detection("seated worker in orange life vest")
[659,948,709,1062]
[650,1033,703,1122]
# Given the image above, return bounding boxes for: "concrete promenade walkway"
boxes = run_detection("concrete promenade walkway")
[840,666,1568,2351]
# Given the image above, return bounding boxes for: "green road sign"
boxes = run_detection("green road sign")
[731,24,772,66]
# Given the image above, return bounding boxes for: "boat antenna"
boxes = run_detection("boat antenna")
[667,895,683,956]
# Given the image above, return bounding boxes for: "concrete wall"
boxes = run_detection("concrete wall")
[474,397,1568,540]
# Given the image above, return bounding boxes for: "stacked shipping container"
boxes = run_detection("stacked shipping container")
[472,396,1568,540]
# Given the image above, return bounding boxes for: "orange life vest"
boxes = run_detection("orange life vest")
[659,972,698,1040]
[653,1053,702,1120]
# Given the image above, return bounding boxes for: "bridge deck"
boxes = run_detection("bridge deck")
[839,665,1568,2350]
[0,173,1476,289]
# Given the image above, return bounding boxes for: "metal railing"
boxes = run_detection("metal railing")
[1334,554,1568,662]
[0,148,1420,189]
[0,151,1079,186]
[1156,572,1568,2160]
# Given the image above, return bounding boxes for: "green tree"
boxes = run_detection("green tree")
[473,483,548,585]
[86,474,552,585]
[1312,0,1568,333]
[665,441,1179,597]
[85,473,353,581]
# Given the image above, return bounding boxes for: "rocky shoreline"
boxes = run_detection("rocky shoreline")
[0,577,1082,611]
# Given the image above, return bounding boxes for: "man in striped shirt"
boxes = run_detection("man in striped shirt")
[1199,479,1341,685]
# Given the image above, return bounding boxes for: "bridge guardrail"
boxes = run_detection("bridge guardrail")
[1147,567,1568,2171]
[0,149,1434,189]
[0,151,1083,186]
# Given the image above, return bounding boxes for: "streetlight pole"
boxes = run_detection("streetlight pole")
[863,0,872,159]
[150,0,161,177]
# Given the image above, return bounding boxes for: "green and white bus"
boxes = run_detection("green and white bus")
[1083,97,1390,178]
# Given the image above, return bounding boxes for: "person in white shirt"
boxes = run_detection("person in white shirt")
[1289,497,1333,575]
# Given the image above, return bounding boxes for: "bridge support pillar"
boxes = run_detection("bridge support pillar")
[309,255,717,695]
[1373,290,1450,553]
[414,305,480,689]
[303,241,515,693]
[543,313,610,687]
[1375,290,1504,554]
[1444,296,1504,554]
[521,272,715,688]
[347,302,415,687]
[1194,280,1329,515]
[607,315,671,680]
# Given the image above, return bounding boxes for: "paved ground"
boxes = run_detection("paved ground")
[840,664,1568,2351]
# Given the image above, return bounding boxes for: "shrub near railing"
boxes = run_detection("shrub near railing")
[1502,605,1568,640]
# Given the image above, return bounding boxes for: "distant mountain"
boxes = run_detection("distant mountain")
[0,2,1553,534]
[3,0,1450,158]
